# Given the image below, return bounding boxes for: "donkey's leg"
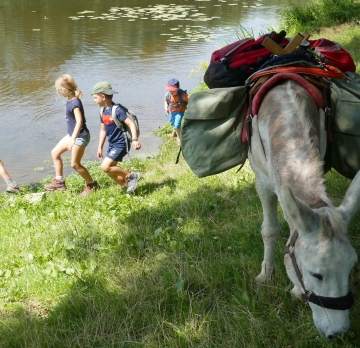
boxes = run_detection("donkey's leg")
[255,179,281,282]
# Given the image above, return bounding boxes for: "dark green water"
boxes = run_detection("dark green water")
[0,0,284,188]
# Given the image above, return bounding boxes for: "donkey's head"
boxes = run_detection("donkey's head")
[281,172,360,339]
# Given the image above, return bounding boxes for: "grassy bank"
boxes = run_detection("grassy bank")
[0,121,359,347]
[2,14,360,348]
[280,0,360,36]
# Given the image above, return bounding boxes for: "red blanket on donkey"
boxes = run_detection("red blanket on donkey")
[242,73,324,143]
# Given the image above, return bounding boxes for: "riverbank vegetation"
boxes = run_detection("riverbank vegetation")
[0,127,359,347]
[281,0,360,35]
[1,3,360,348]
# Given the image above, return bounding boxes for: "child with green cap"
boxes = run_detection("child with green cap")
[92,81,141,193]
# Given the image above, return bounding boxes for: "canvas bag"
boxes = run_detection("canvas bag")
[180,86,248,178]
[330,72,360,179]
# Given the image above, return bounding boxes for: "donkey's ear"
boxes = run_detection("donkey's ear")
[280,185,318,235]
[337,170,360,224]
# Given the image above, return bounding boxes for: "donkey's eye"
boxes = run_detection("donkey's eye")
[309,272,323,281]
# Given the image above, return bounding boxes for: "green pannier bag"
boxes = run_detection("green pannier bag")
[180,86,248,178]
[330,72,360,179]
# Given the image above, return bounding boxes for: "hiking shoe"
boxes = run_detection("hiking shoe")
[44,178,67,191]
[126,172,141,193]
[6,184,21,194]
[80,181,99,196]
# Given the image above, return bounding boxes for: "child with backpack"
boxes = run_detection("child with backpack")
[0,160,21,194]
[164,78,189,144]
[92,82,141,193]
[44,74,98,196]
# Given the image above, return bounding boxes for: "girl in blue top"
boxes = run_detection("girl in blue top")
[44,74,98,195]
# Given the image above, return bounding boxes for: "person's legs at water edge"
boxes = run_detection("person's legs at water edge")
[0,160,21,194]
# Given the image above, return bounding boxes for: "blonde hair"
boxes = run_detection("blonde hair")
[55,74,83,99]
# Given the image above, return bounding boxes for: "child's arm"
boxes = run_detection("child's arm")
[164,93,170,115]
[123,117,141,150]
[97,124,107,159]
[68,107,83,150]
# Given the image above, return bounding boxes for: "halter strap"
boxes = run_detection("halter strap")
[284,202,328,294]
[308,291,354,310]
[284,230,307,293]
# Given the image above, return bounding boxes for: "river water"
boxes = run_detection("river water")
[0,0,284,189]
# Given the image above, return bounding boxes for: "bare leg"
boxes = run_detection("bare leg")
[71,144,94,183]
[0,160,21,193]
[175,128,181,138]
[255,179,281,282]
[101,157,130,187]
[50,135,69,177]
[0,160,10,181]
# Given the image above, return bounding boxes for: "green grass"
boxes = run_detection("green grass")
[0,124,359,347]
[280,0,360,35]
[2,9,360,345]
[312,23,360,73]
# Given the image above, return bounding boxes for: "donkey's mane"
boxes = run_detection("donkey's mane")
[264,80,327,205]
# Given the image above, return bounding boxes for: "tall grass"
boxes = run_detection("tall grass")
[281,0,360,35]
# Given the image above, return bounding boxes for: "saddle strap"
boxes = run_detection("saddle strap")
[248,64,345,84]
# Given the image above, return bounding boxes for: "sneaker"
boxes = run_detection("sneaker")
[176,137,181,146]
[126,172,141,193]
[80,181,99,196]
[6,184,21,194]
[44,178,67,191]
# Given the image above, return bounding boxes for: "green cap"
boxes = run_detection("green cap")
[91,81,118,95]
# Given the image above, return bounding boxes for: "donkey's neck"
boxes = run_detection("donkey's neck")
[264,81,327,205]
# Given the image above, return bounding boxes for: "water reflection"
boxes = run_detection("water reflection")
[0,0,283,188]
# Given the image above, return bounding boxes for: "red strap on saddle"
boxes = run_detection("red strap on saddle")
[248,63,345,84]
[252,73,324,114]
[242,73,325,143]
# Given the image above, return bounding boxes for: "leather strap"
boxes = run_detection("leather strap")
[284,201,328,294]
[248,64,345,84]
[308,291,354,310]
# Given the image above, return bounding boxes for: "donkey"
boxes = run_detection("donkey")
[248,76,360,339]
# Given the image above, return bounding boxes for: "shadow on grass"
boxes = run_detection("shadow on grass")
[25,182,46,193]
[137,178,178,195]
[0,173,359,347]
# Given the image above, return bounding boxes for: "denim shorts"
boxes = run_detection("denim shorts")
[67,133,90,146]
[169,111,184,129]
[106,143,128,162]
